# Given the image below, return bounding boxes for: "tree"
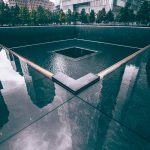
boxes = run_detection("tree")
[52,11,60,24]
[45,9,53,24]
[96,8,106,23]
[136,1,150,24]
[116,3,131,23]
[72,11,79,24]
[59,9,66,24]
[80,8,88,23]
[0,2,11,25]
[30,9,37,25]
[106,9,114,22]
[19,7,30,24]
[66,9,72,24]
[36,6,47,24]
[89,10,95,23]
[128,9,135,23]
[9,5,20,25]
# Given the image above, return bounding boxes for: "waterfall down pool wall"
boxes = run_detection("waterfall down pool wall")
[76,26,150,48]
[0,26,150,48]
[0,26,76,48]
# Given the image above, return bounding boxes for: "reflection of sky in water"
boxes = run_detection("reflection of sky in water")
[0,46,150,149]
[0,49,73,148]
[0,49,38,135]
[0,49,24,90]
[11,110,73,150]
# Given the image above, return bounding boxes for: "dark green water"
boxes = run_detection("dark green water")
[55,47,96,58]
[0,26,150,149]
[13,40,138,79]
[76,26,150,47]
[0,47,150,149]
[0,26,150,48]
[0,26,76,47]
[1,26,149,79]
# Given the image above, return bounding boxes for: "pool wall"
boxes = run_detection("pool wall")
[76,26,150,48]
[0,26,150,48]
[0,26,150,94]
[0,26,76,47]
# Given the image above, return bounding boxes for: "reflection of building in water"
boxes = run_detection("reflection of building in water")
[0,81,9,128]
[0,48,57,138]
[26,67,55,108]
[0,49,74,149]
[13,56,24,76]
[96,58,143,149]
[100,66,125,119]
[7,50,55,108]
[5,50,23,76]
[5,50,17,71]
[82,56,143,148]
[113,64,139,120]
[95,56,146,148]
[112,56,143,122]
[90,57,143,149]
[94,66,125,149]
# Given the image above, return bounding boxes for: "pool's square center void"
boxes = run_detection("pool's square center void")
[56,47,96,59]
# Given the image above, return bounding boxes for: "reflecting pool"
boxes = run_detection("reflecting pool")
[0,26,150,149]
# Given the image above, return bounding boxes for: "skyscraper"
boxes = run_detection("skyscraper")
[4,0,27,7]
[3,0,54,11]
[27,0,54,11]
[60,0,140,14]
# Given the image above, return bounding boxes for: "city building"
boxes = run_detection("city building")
[60,0,140,14]
[3,0,54,11]
[27,0,54,11]
[54,4,61,11]
[3,0,27,7]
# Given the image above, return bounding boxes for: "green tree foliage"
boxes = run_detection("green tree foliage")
[89,10,95,23]
[0,2,11,25]
[72,11,79,24]
[116,6,127,22]
[96,8,106,23]
[10,5,20,25]
[116,3,135,23]
[19,7,30,24]
[136,1,150,24]
[105,9,114,22]
[46,9,53,24]
[36,6,48,24]
[0,1,149,26]
[59,9,66,24]
[128,9,135,23]
[30,9,37,25]
[52,11,60,24]
[80,9,88,23]
[66,9,72,24]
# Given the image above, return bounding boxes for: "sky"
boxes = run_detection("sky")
[51,0,59,5]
